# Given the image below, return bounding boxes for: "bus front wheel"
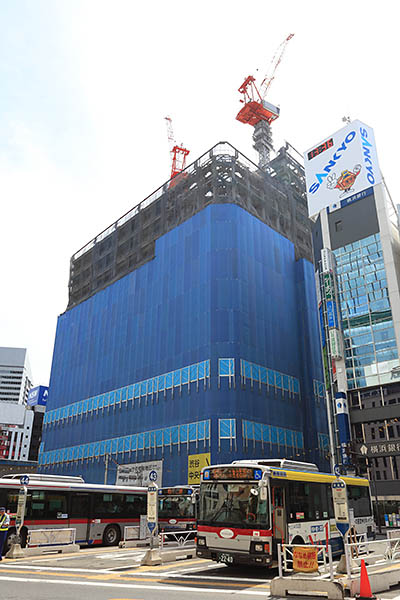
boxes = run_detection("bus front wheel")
[103,524,121,546]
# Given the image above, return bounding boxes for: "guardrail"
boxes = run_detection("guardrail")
[159,529,196,549]
[27,528,76,547]
[344,535,400,576]
[123,525,140,542]
[278,543,334,580]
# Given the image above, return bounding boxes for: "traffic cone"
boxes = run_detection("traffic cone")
[355,559,377,599]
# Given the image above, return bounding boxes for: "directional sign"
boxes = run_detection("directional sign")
[20,475,29,486]
[333,464,341,477]
[147,521,156,533]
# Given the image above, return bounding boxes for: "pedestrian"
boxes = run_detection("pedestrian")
[0,507,10,560]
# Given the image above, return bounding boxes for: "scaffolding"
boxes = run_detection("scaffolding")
[67,141,312,310]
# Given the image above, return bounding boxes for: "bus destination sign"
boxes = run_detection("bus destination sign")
[159,487,193,496]
[203,467,262,481]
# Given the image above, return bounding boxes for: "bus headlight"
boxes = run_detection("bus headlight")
[197,537,206,546]
[254,543,263,552]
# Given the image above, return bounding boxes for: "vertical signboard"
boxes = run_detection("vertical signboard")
[335,392,351,466]
[304,120,381,217]
[188,452,210,484]
[331,478,350,537]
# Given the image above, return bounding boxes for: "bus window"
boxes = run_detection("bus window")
[93,493,125,516]
[347,486,371,517]
[46,493,67,518]
[124,494,146,518]
[287,482,330,522]
[26,491,46,519]
[70,493,90,518]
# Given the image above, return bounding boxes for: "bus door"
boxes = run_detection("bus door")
[69,493,91,544]
[272,483,287,547]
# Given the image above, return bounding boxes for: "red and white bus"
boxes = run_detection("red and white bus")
[158,486,198,532]
[0,473,147,549]
[196,459,373,567]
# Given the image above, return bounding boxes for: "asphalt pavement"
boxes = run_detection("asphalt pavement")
[1,545,400,600]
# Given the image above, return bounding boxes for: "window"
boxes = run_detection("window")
[347,485,371,517]
[287,481,330,522]
[388,426,394,439]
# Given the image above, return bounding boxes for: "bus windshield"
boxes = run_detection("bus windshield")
[199,482,269,528]
[158,496,195,519]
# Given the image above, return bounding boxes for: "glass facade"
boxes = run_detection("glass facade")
[334,233,399,389]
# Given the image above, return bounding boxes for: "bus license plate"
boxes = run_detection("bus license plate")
[218,552,233,564]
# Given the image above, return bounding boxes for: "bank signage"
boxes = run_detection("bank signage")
[304,120,381,217]
[27,386,48,407]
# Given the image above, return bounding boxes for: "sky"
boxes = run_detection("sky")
[1,0,399,386]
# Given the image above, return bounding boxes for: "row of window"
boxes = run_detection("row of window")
[242,419,304,449]
[44,359,211,426]
[39,419,211,465]
[240,359,300,395]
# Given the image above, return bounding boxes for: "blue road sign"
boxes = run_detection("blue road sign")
[149,470,158,482]
[336,522,350,537]
[147,522,156,533]
[20,475,29,486]
[334,464,341,477]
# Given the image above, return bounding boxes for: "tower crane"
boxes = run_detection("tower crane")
[165,116,190,187]
[236,33,294,170]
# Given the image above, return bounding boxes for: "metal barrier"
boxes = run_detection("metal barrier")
[28,528,76,547]
[278,543,334,580]
[344,535,400,576]
[159,529,196,549]
[123,525,140,542]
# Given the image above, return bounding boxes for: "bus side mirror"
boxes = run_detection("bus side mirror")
[259,482,267,501]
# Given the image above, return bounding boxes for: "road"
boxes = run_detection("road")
[1,546,400,600]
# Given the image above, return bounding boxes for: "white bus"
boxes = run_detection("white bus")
[0,474,147,549]
[196,459,373,567]
[158,485,198,532]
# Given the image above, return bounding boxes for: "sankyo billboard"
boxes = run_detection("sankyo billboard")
[304,120,381,217]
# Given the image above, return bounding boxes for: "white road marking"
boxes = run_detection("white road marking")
[0,575,270,595]
[0,564,112,573]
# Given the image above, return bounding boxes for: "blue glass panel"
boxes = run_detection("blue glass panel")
[171,426,179,443]
[286,430,293,446]
[140,382,147,396]
[88,443,94,457]
[262,424,270,442]
[138,434,144,449]
[254,422,262,441]
[173,370,181,386]
[77,401,83,414]
[87,398,94,411]
[63,448,68,461]
[267,370,275,386]
[293,379,300,394]
[147,379,153,394]
[84,445,89,458]
[189,423,196,441]
[180,424,188,442]
[130,435,137,451]
[97,396,103,410]
[219,359,229,376]
[105,440,111,453]
[144,432,150,448]
[197,421,205,440]
[198,362,205,379]
[127,385,134,399]
[72,404,78,416]
[165,373,173,389]
[73,446,79,459]
[158,376,165,392]
[181,367,189,384]
[68,447,74,460]
[68,406,73,417]
[100,441,105,455]
[278,428,285,444]
[121,388,127,401]
[156,430,163,446]
[231,419,236,437]
[282,375,289,391]
[205,420,210,438]
[251,364,260,382]
[83,399,88,413]
[150,431,155,447]
[297,432,304,448]
[163,428,171,445]
[103,393,110,408]
[190,365,198,382]
[275,373,283,389]
[118,438,124,452]
[115,390,121,403]
[219,419,230,439]
[244,360,251,378]
[134,384,140,398]
[271,427,278,444]
[260,367,267,383]
[206,360,210,377]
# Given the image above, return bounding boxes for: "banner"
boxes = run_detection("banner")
[188,452,210,484]
[116,460,163,486]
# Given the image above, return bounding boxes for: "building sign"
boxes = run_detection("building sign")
[363,442,400,458]
[27,386,48,407]
[116,460,163,487]
[293,546,319,572]
[188,452,210,484]
[304,120,381,217]
[329,329,342,360]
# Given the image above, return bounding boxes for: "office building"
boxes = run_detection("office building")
[305,120,400,514]
[39,142,329,486]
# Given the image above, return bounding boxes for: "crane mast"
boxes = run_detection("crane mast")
[165,116,190,187]
[236,34,294,170]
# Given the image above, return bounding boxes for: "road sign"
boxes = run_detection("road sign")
[147,521,156,534]
[331,478,350,537]
[20,475,29,486]
[333,464,341,477]
[149,470,158,482]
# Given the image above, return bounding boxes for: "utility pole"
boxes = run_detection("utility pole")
[104,453,109,485]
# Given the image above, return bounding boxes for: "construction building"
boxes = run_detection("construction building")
[39,141,329,485]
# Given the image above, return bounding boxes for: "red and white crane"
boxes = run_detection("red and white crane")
[236,34,294,169]
[165,116,190,187]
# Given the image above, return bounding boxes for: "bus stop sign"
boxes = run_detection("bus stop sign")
[331,478,350,537]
